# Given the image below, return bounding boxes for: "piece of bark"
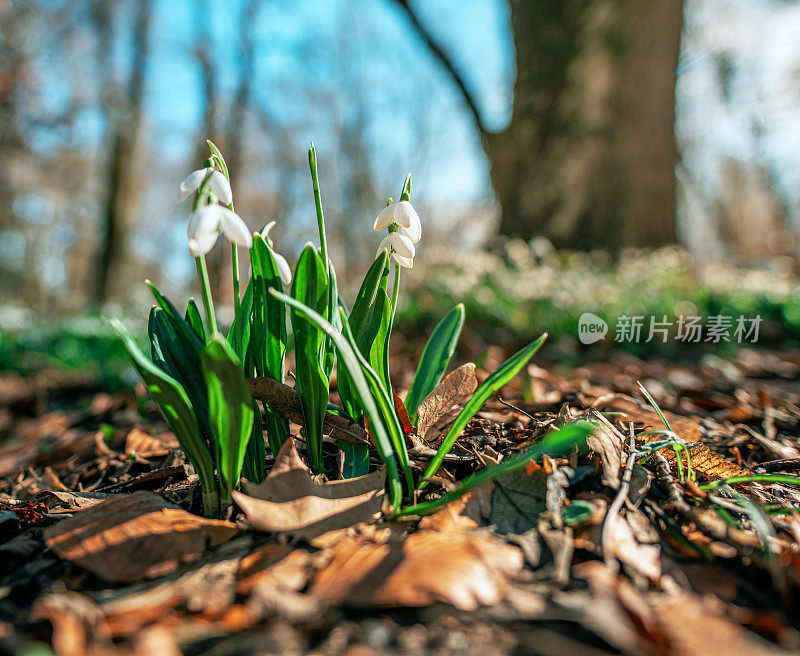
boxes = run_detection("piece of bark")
[248,377,369,445]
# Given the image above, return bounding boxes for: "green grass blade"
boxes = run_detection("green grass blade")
[419,334,547,490]
[270,289,404,511]
[243,399,265,483]
[397,422,595,517]
[405,303,465,423]
[112,319,218,516]
[227,278,253,361]
[201,335,254,508]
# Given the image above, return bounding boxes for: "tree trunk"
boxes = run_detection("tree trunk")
[91,0,151,304]
[398,0,683,251]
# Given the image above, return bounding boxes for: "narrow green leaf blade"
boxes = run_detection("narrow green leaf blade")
[185,298,206,343]
[405,304,465,422]
[397,422,595,517]
[419,334,548,489]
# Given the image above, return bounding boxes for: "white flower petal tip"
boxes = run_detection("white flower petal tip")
[373,203,396,231]
[376,232,415,267]
[178,168,211,200]
[187,204,250,256]
[394,201,421,243]
[208,170,233,205]
[273,251,292,285]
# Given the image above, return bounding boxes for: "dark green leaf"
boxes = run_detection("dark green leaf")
[185,298,206,342]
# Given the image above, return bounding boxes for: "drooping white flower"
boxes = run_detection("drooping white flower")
[188,204,252,257]
[178,168,233,205]
[272,251,292,285]
[372,200,421,244]
[376,231,415,269]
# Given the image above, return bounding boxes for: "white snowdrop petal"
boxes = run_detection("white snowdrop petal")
[393,252,414,269]
[209,170,233,205]
[392,201,418,229]
[376,234,393,258]
[273,251,292,285]
[178,168,210,200]
[219,207,252,248]
[387,232,415,259]
[399,219,421,244]
[187,205,223,256]
[373,204,396,231]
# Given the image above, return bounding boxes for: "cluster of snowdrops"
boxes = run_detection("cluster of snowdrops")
[113,141,593,518]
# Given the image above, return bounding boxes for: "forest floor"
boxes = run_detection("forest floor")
[1,343,800,656]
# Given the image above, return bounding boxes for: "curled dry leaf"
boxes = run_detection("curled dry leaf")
[124,427,178,459]
[415,363,478,440]
[43,491,238,583]
[585,409,624,488]
[232,438,385,540]
[603,508,661,581]
[310,530,523,611]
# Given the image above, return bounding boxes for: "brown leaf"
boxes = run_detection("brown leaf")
[43,491,238,583]
[310,530,523,610]
[232,439,385,539]
[124,427,177,459]
[604,508,661,581]
[585,409,624,488]
[415,363,478,440]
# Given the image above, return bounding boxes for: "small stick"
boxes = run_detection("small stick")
[602,422,636,573]
[497,396,535,420]
[755,458,800,473]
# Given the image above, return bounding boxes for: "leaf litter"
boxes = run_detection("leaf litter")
[2,347,800,654]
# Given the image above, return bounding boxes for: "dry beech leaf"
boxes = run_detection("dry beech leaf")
[232,439,385,539]
[124,427,178,458]
[416,363,478,440]
[585,409,624,488]
[310,530,523,610]
[43,491,238,583]
[604,508,661,581]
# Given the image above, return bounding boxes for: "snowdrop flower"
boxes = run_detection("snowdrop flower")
[178,168,232,205]
[377,231,415,269]
[373,200,421,244]
[188,205,252,257]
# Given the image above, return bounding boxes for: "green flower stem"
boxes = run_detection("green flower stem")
[308,143,329,282]
[390,260,401,330]
[195,255,218,337]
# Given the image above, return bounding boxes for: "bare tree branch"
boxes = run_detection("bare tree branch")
[393,0,489,138]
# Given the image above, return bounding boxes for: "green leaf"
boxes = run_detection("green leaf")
[270,289,404,512]
[243,399,265,483]
[419,334,548,490]
[290,244,329,474]
[340,441,370,478]
[356,288,392,392]
[148,306,213,446]
[206,139,229,181]
[396,422,595,517]
[201,335,255,507]
[562,500,594,525]
[112,319,218,516]
[405,304,465,423]
[227,279,253,361]
[185,298,206,343]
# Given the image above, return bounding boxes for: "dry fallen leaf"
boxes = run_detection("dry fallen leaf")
[232,439,385,539]
[310,530,523,611]
[603,508,661,581]
[415,363,478,440]
[124,427,178,459]
[43,491,238,583]
[585,409,624,488]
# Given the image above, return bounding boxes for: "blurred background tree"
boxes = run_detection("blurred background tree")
[1,0,799,319]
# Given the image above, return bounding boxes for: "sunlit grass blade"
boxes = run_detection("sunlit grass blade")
[397,422,595,517]
[405,303,465,423]
[112,319,218,516]
[700,474,800,489]
[201,335,254,508]
[290,244,330,474]
[270,289,404,511]
[638,381,693,481]
[418,334,547,490]
[227,279,253,360]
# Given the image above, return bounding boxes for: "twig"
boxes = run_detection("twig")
[602,422,636,573]
[651,452,690,513]
[754,458,800,473]
[497,396,535,420]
